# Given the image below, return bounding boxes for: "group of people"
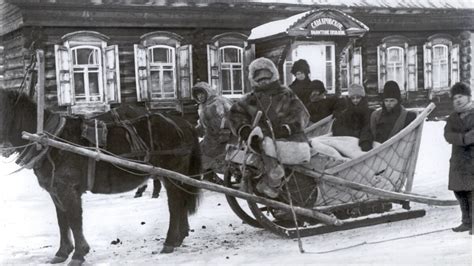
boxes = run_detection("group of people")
[193,57,419,199]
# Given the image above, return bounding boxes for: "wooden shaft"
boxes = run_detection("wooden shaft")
[294,166,458,206]
[22,131,342,226]
[36,49,45,151]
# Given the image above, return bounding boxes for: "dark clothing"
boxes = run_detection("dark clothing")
[370,105,417,143]
[289,78,312,106]
[332,98,374,151]
[306,96,346,123]
[229,81,309,142]
[454,191,473,225]
[444,109,474,191]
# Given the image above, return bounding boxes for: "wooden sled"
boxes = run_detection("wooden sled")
[223,102,458,237]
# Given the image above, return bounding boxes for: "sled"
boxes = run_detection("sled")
[303,114,334,138]
[222,102,458,237]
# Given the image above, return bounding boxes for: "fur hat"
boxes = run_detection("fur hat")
[291,59,310,75]
[308,80,326,94]
[383,81,401,100]
[248,57,280,88]
[192,81,214,102]
[348,84,365,97]
[450,82,471,98]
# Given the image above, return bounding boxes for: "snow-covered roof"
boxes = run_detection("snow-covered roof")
[248,8,370,40]
[248,11,312,41]
[252,0,474,9]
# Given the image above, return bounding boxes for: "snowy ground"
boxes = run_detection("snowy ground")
[0,121,472,265]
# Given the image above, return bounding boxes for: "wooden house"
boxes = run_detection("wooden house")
[0,0,473,118]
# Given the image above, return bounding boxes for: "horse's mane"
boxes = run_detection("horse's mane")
[1,89,37,113]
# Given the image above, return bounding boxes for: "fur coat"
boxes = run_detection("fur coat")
[228,58,310,142]
[444,108,474,191]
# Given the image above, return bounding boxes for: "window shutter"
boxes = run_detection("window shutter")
[377,44,387,92]
[134,44,150,102]
[244,42,255,93]
[177,44,193,99]
[54,45,73,106]
[243,42,255,93]
[351,47,363,85]
[423,42,433,90]
[207,44,220,93]
[450,44,460,87]
[407,46,418,91]
[103,45,121,103]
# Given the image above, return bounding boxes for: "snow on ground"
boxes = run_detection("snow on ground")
[0,121,472,265]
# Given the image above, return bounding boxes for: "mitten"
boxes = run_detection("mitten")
[464,130,474,145]
[274,124,291,139]
[238,125,252,141]
[359,141,373,152]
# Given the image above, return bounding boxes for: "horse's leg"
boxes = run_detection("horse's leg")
[48,198,74,264]
[176,207,190,247]
[160,182,182,253]
[134,184,148,198]
[54,184,90,264]
[152,179,162,198]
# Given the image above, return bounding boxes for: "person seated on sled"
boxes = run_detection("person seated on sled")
[443,82,474,234]
[192,81,234,182]
[306,80,346,123]
[228,57,310,198]
[370,81,417,143]
[332,83,374,152]
[289,59,312,105]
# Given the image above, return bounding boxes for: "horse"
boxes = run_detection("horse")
[0,89,202,265]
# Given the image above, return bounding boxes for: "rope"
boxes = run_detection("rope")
[307,228,452,254]
[0,142,36,151]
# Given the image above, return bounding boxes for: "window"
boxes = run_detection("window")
[134,32,192,103]
[377,36,417,92]
[386,47,405,88]
[220,46,243,95]
[207,33,248,97]
[54,31,121,112]
[340,46,363,92]
[423,36,459,92]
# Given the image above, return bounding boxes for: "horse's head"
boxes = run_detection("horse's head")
[0,89,32,156]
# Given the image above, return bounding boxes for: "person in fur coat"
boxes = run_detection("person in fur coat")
[444,82,474,234]
[289,59,312,105]
[370,81,417,143]
[228,57,310,198]
[192,81,234,176]
[332,84,373,151]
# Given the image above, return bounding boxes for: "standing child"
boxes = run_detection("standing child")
[289,59,312,105]
[332,83,373,151]
[444,82,474,234]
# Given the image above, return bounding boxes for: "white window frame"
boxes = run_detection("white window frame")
[219,45,244,96]
[147,45,177,100]
[70,45,104,103]
[432,44,449,90]
[386,46,405,90]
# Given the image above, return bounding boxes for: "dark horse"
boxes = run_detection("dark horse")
[0,90,201,265]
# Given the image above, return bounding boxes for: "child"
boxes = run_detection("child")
[289,59,312,105]
[444,82,474,234]
[332,83,373,151]
[305,80,345,123]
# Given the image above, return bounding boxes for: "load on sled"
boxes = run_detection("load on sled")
[223,102,458,237]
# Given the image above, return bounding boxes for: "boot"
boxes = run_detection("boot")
[452,223,471,232]
[256,179,279,198]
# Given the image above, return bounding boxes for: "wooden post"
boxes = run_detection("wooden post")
[293,166,459,206]
[36,49,45,150]
[22,131,342,226]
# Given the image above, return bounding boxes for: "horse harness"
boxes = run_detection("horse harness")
[82,110,193,191]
